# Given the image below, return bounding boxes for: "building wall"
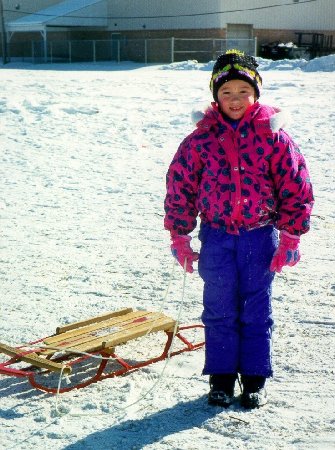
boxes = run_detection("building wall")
[4,0,335,32]
[255,28,334,46]
[107,0,335,32]
[116,29,227,40]
[105,0,334,54]
[3,0,61,21]
[108,27,334,42]
[3,0,334,61]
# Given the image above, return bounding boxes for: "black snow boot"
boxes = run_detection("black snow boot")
[208,374,237,408]
[240,375,268,409]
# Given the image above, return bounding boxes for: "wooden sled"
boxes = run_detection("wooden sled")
[0,308,204,394]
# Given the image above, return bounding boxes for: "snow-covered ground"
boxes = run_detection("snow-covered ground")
[0,54,334,450]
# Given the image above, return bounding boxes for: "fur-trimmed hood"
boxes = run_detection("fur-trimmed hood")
[192,102,291,134]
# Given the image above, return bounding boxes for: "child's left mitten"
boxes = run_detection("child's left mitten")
[270,230,300,273]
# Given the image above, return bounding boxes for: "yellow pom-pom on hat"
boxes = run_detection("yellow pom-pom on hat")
[226,49,245,56]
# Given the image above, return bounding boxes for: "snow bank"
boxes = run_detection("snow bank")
[301,54,335,72]
[159,54,335,72]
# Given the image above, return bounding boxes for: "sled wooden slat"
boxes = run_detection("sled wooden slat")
[0,342,71,375]
[65,314,176,354]
[56,307,133,334]
[72,318,175,352]
[39,312,148,356]
[43,310,149,347]
[35,311,176,359]
[102,316,176,348]
[43,313,176,355]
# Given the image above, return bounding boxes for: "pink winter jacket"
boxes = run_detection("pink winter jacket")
[164,102,314,236]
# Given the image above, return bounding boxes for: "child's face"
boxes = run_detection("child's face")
[217,79,256,120]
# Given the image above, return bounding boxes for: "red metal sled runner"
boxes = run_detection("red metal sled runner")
[0,308,204,394]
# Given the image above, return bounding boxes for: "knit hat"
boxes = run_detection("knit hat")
[210,49,262,101]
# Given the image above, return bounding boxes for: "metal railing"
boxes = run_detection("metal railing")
[8,37,257,64]
[172,38,257,62]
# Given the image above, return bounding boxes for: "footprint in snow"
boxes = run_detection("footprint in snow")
[61,107,99,115]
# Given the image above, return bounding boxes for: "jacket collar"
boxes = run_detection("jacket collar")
[194,102,289,134]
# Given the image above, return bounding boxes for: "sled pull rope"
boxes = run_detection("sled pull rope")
[103,258,188,416]
[53,258,187,417]
[112,258,188,411]
[55,365,71,411]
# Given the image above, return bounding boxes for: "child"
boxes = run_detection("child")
[164,50,314,409]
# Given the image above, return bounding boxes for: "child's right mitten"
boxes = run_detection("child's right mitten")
[270,230,300,273]
[170,234,199,273]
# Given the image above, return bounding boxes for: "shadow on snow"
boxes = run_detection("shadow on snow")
[63,395,227,450]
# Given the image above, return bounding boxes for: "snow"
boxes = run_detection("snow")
[1,55,335,450]
[160,54,335,72]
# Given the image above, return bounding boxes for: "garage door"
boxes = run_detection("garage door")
[227,24,255,55]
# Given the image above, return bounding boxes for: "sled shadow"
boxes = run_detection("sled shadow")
[0,375,45,401]
[63,395,223,450]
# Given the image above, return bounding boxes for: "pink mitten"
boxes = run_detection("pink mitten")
[270,230,301,273]
[170,235,199,273]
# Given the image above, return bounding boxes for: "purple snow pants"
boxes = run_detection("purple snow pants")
[198,223,277,378]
